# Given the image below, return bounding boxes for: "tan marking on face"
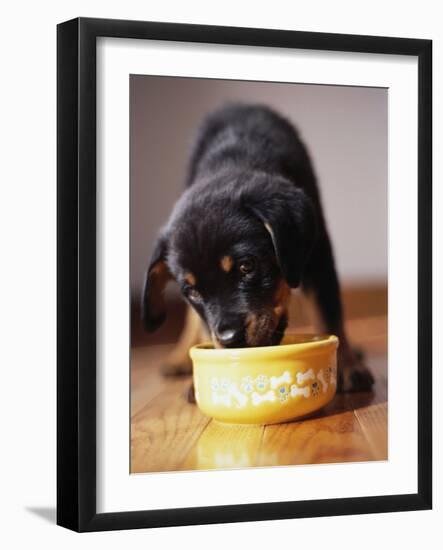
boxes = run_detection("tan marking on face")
[184,272,196,287]
[245,313,258,346]
[220,255,234,272]
[242,281,291,347]
[246,312,275,346]
[273,280,291,320]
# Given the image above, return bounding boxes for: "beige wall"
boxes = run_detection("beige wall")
[131,76,387,297]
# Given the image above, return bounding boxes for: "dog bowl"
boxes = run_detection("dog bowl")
[190,334,339,424]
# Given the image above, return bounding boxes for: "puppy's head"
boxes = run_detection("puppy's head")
[141,173,317,348]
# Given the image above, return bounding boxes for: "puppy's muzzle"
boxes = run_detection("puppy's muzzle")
[215,328,244,347]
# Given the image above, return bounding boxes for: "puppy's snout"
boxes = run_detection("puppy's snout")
[217,329,238,346]
[215,323,244,347]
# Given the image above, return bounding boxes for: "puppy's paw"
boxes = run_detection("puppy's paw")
[337,353,374,393]
[161,356,193,377]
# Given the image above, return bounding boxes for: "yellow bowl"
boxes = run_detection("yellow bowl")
[190,334,339,425]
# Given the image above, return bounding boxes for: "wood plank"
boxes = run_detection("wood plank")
[130,314,388,473]
[130,344,174,417]
[345,316,388,355]
[181,422,264,471]
[131,377,211,473]
[257,410,375,467]
[354,403,388,460]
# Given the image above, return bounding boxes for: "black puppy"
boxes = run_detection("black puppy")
[142,104,374,393]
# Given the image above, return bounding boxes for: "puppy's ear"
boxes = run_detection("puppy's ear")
[244,180,317,287]
[141,234,173,331]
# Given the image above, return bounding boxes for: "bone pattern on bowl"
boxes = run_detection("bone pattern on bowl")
[197,365,337,409]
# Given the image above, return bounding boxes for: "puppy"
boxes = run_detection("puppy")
[141,104,374,394]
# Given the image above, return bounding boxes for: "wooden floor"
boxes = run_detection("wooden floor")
[131,316,387,473]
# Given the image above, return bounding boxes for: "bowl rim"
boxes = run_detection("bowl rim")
[190,333,339,360]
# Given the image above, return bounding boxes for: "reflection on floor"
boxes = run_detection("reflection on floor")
[131,316,387,473]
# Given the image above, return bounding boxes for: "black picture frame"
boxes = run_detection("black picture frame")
[57,17,432,532]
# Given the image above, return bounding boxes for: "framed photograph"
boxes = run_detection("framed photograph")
[57,17,432,532]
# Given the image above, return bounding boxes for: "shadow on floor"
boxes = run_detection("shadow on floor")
[26,506,56,524]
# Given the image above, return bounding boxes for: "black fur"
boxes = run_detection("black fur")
[142,104,349,351]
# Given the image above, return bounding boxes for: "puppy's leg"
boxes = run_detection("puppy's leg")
[162,305,206,376]
[301,236,374,392]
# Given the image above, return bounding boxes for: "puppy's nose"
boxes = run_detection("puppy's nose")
[216,328,241,347]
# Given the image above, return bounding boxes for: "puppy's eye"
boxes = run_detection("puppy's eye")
[239,258,256,276]
[187,288,201,303]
